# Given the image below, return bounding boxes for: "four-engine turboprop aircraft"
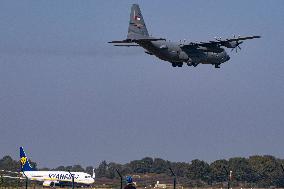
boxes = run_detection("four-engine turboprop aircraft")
[109,4,260,68]
[19,147,95,187]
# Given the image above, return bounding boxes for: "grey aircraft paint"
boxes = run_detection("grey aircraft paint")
[109,4,260,68]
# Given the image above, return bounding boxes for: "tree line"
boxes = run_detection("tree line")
[1,155,284,187]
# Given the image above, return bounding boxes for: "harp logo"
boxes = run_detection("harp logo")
[20,157,27,167]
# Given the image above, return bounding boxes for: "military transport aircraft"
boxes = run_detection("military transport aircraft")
[109,4,260,68]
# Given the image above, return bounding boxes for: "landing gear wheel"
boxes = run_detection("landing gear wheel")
[178,63,183,67]
[193,63,198,67]
[172,63,177,67]
[214,64,220,68]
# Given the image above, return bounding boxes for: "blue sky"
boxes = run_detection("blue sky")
[0,0,283,168]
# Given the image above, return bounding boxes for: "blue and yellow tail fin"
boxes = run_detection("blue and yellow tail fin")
[20,147,34,171]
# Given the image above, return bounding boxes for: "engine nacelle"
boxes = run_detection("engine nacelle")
[178,51,189,61]
[43,180,58,187]
[223,41,243,48]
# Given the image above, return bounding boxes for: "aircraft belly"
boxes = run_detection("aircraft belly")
[141,44,180,63]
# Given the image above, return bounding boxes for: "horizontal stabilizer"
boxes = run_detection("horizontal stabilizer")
[109,37,165,45]
[133,37,166,42]
[108,39,132,44]
[114,44,140,47]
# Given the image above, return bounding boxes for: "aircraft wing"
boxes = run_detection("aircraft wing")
[1,175,26,180]
[108,39,132,44]
[113,44,140,47]
[224,35,261,42]
[181,35,261,49]
[134,37,166,42]
[0,170,19,174]
[109,34,166,46]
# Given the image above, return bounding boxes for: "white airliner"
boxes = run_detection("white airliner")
[19,147,95,187]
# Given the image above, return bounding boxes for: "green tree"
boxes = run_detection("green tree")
[86,166,94,176]
[52,165,66,171]
[187,159,211,183]
[210,159,228,183]
[170,162,190,177]
[95,160,108,178]
[0,156,19,172]
[72,165,85,172]
[129,158,154,174]
[107,162,123,179]
[151,158,171,174]
[228,157,254,182]
[248,155,283,187]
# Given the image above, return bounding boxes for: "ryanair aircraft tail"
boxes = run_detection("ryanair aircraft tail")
[20,147,34,172]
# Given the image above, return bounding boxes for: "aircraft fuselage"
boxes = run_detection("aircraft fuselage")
[22,171,94,187]
[139,40,230,67]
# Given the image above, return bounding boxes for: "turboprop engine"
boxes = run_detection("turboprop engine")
[178,51,188,61]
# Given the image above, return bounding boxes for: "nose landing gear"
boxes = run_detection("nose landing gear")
[214,64,220,68]
[187,62,199,67]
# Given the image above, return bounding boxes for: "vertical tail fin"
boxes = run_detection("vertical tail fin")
[20,147,34,171]
[92,169,96,179]
[127,4,149,39]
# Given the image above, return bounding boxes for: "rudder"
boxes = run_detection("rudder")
[127,4,149,38]
[20,147,34,171]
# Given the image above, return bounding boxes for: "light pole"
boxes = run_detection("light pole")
[223,166,232,189]
[22,171,28,189]
[0,174,3,187]
[68,170,74,189]
[116,169,123,189]
[169,168,176,189]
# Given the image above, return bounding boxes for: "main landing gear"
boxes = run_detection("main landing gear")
[214,64,221,68]
[171,62,183,67]
[187,62,199,67]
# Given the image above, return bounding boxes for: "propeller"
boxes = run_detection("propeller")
[230,35,243,53]
[231,42,242,52]
[214,36,222,41]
